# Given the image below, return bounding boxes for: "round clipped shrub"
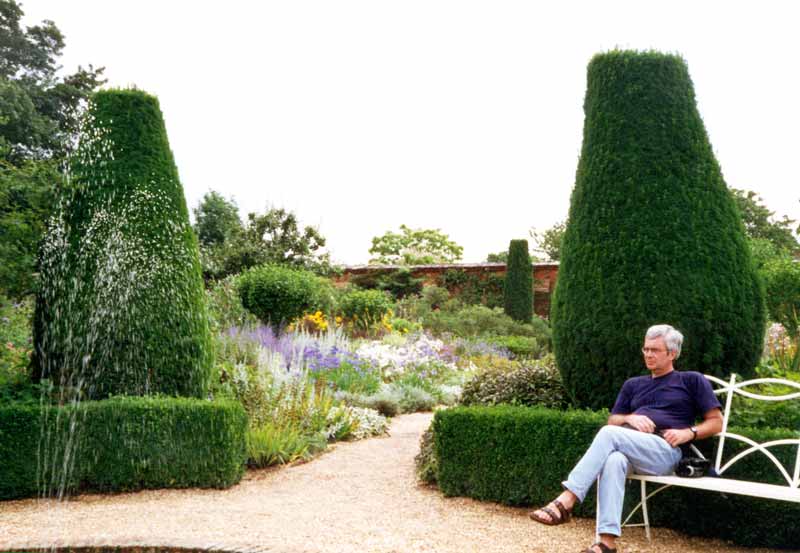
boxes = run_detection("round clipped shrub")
[503,239,533,322]
[551,51,765,409]
[236,264,322,330]
[32,89,213,399]
[338,288,394,321]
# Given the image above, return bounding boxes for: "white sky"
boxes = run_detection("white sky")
[21,0,800,264]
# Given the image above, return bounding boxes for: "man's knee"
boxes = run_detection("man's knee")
[596,424,626,443]
[604,451,629,473]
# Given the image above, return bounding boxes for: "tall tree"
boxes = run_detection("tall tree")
[0,0,104,164]
[530,220,566,261]
[730,188,799,257]
[369,224,463,265]
[0,158,58,296]
[198,204,330,281]
[503,239,533,322]
[551,51,765,410]
[193,190,242,247]
[0,0,104,297]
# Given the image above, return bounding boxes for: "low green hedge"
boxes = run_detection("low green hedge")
[0,396,247,500]
[434,406,800,549]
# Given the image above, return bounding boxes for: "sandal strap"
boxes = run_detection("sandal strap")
[552,499,571,521]
[540,506,561,522]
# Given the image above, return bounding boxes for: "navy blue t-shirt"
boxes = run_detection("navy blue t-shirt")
[611,370,721,431]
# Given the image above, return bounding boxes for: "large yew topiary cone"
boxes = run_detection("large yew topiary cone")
[503,239,533,322]
[551,51,765,410]
[33,89,213,399]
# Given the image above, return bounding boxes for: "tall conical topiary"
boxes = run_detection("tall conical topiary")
[551,51,765,410]
[503,239,533,322]
[33,89,213,399]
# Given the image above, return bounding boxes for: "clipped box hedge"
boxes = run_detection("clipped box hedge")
[434,406,800,549]
[0,396,247,500]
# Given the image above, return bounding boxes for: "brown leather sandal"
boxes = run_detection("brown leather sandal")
[528,498,572,525]
[582,542,617,553]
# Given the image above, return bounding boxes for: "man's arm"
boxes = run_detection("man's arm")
[608,380,658,431]
[607,413,656,433]
[661,408,723,447]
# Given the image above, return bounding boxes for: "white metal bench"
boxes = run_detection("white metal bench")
[616,374,800,540]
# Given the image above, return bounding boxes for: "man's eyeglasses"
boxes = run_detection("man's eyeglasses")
[642,347,667,355]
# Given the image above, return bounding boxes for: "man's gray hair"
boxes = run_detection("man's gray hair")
[645,324,683,358]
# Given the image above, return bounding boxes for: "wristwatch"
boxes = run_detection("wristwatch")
[690,426,698,441]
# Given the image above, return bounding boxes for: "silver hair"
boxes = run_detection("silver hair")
[645,324,683,358]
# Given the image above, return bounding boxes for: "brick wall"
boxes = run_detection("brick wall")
[332,262,559,318]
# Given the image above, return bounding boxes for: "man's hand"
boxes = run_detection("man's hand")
[661,428,694,448]
[623,414,656,433]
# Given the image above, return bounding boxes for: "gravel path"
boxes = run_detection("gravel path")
[0,412,783,553]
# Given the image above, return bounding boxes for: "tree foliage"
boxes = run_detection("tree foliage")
[731,188,799,257]
[0,0,104,164]
[193,190,241,247]
[369,224,463,265]
[0,158,58,296]
[762,257,800,337]
[503,239,532,322]
[551,50,765,410]
[0,0,104,297]
[199,202,330,281]
[485,251,508,263]
[530,220,566,261]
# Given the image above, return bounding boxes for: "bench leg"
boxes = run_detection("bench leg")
[640,479,651,541]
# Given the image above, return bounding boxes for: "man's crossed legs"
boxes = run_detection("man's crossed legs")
[531,425,682,553]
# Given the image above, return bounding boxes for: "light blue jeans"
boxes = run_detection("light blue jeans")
[562,425,683,536]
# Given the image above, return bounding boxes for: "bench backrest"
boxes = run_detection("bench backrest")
[705,374,800,488]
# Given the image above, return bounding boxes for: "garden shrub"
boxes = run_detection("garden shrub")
[415,424,438,484]
[32,89,214,399]
[434,405,800,549]
[440,269,504,308]
[0,294,34,399]
[485,335,544,359]
[246,423,325,467]
[364,388,402,417]
[335,389,402,418]
[349,267,424,299]
[388,316,421,335]
[552,50,765,410]
[503,239,533,322]
[459,354,567,409]
[422,284,451,309]
[236,264,323,330]
[338,288,394,322]
[206,275,259,333]
[423,304,550,345]
[0,396,247,500]
[333,405,390,440]
[762,257,800,336]
[394,383,437,412]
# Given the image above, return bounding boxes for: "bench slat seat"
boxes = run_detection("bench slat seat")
[628,474,800,503]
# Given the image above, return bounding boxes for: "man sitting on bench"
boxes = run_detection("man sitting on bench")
[529,324,723,553]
